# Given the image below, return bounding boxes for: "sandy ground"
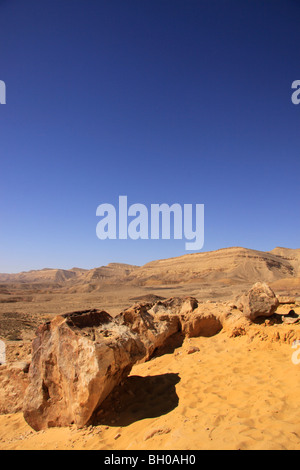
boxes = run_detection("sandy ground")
[1,322,300,450]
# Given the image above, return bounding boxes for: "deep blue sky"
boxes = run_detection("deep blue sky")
[0,0,299,272]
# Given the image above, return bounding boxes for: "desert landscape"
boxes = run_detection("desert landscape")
[1,0,299,454]
[0,246,300,450]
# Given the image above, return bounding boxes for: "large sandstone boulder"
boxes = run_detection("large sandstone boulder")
[23,310,145,431]
[239,282,279,321]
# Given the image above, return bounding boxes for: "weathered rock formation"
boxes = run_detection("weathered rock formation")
[21,285,281,431]
[24,297,224,430]
[238,282,279,321]
[23,310,145,431]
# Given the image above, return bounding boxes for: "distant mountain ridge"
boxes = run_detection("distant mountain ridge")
[0,247,299,290]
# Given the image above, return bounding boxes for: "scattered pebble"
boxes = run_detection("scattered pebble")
[187,346,200,355]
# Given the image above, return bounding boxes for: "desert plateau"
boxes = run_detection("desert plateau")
[0,246,300,450]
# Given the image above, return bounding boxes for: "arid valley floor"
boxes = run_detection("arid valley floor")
[0,246,300,450]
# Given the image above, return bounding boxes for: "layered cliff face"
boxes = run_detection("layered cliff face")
[132,247,300,285]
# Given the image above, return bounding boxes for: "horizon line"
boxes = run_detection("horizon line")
[1,245,299,276]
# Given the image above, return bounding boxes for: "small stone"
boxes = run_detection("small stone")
[187,346,200,355]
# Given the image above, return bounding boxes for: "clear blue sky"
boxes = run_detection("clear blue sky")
[0,0,299,272]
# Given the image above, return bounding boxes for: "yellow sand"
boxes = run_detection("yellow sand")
[1,324,300,451]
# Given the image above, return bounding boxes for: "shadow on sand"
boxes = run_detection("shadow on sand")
[91,373,181,427]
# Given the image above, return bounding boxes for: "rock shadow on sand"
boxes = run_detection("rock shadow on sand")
[91,373,181,427]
